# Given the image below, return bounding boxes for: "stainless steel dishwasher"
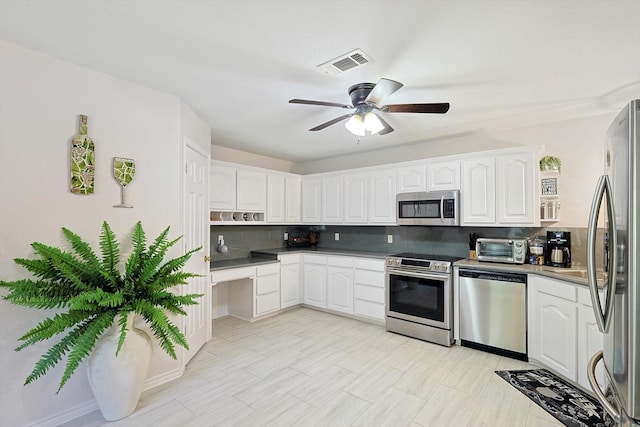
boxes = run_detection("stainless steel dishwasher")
[458,269,527,361]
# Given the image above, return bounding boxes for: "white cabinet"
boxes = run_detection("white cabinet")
[343,172,368,223]
[322,175,343,223]
[353,258,386,321]
[303,254,327,308]
[267,174,286,222]
[255,264,280,316]
[397,164,426,193]
[529,276,578,379]
[236,169,267,211]
[368,168,396,224]
[302,177,322,223]
[577,286,605,390]
[210,165,236,210]
[461,149,538,226]
[426,160,460,191]
[462,156,496,224]
[285,176,301,223]
[496,151,536,224]
[279,253,302,308]
[327,257,354,314]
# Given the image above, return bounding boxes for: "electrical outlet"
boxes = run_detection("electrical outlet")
[218,235,224,244]
[284,232,288,241]
[387,234,393,244]
[334,233,340,241]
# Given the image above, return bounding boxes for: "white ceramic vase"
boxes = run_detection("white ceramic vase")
[86,313,152,421]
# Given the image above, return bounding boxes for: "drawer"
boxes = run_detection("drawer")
[327,256,354,268]
[256,291,280,315]
[211,266,255,283]
[257,263,280,276]
[354,299,385,320]
[278,253,302,264]
[354,258,385,271]
[354,283,385,303]
[256,273,280,295]
[354,269,385,288]
[535,277,577,302]
[304,254,327,265]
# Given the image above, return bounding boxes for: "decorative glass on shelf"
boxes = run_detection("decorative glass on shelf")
[210,211,265,223]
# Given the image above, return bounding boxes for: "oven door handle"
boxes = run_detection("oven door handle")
[387,269,450,281]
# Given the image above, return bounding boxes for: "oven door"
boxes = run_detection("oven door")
[385,268,451,329]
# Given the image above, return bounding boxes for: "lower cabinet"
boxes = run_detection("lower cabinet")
[528,275,603,390]
[279,253,302,308]
[327,257,354,314]
[255,263,280,316]
[353,258,386,321]
[303,254,327,308]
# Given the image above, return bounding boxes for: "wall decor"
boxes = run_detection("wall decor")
[113,157,136,208]
[70,114,95,194]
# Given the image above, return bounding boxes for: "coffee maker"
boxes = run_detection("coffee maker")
[546,231,571,268]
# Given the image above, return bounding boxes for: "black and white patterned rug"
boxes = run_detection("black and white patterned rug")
[495,369,613,427]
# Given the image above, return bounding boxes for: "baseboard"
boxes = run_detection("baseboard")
[26,399,98,427]
[143,365,184,391]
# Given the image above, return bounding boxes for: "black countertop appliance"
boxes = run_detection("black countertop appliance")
[545,231,571,268]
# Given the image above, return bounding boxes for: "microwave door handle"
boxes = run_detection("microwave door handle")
[440,195,444,222]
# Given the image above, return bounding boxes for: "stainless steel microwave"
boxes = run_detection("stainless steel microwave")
[396,190,460,226]
[475,238,527,264]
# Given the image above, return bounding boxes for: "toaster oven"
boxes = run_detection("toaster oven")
[475,238,527,264]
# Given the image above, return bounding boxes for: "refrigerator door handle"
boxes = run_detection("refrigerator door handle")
[587,175,617,333]
[588,350,622,425]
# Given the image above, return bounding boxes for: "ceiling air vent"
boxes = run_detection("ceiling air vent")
[318,49,374,75]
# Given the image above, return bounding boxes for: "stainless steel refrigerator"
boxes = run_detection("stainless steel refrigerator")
[587,99,639,426]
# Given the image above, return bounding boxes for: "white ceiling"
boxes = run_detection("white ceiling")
[1,1,639,162]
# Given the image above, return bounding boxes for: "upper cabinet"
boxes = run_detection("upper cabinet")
[427,160,461,191]
[267,173,301,223]
[368,168,396,224]
[302,176,322,223]
[210,165,236,210]
[397,164,426,193]
[284,176,301,223]
[322,175,343,223]
[343,172,368,224]
[461,149,538,226]
[236,169,267,211]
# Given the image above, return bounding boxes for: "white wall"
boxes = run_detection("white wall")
[0,40,186,426]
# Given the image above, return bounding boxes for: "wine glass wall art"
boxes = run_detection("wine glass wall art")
[112,157,136,208]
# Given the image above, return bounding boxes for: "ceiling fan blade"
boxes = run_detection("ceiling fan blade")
[381,103,450,114]
[309,114,353,131]
[364,78,403,106]
[375,114,394,135]
[289,99,352,109]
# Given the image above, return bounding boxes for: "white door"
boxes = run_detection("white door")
[183,139,210,364]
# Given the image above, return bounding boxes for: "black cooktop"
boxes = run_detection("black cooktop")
[390,252,463,263]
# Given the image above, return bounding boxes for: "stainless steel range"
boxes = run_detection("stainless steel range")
[385,253,460,346]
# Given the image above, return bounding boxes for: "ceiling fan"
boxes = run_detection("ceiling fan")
[289,78,450,136]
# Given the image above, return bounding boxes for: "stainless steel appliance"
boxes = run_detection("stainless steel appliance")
[587,99,640,426]
[385,253,460,346]
[545,231,571,268]
[396,190,460,226]
[458,269,528,361]
[475,238,527,264]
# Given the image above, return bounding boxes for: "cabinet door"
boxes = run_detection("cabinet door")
[577,288,605,389]
[427,160,461,191]
[266,174,285,223]
[368,168,396,224]
[285,176,301,223]
[344,172,368,223]
[302,177,322,223]
[210,165,236,210]
[322,175,343,223]
[397,164,426,193]
[303,262,326,308]
[327,265,354,314]
[496,151,536,224]
[535,291,578,381]
[281,263,301,308]
[237,169,267,211]
[461,157,495,224]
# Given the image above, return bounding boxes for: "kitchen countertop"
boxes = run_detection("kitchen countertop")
[454,259,605,288]
[210,257,280,271]
[251,247,392,259]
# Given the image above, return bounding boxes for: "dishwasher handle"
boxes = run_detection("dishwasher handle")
[459,269,527,284]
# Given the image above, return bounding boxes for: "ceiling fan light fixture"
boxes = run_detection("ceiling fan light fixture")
[364,111,384,135]
[345,114,366,136]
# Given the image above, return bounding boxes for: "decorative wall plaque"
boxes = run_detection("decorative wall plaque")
[70,115,95,194]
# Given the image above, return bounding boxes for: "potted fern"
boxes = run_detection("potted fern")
[0,221,202,421]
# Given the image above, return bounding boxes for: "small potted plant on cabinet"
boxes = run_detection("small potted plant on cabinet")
[0,221,202,421]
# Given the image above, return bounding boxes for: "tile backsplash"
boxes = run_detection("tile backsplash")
[211,225,591,266]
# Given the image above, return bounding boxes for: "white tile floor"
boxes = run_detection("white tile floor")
[62,307,563,427]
